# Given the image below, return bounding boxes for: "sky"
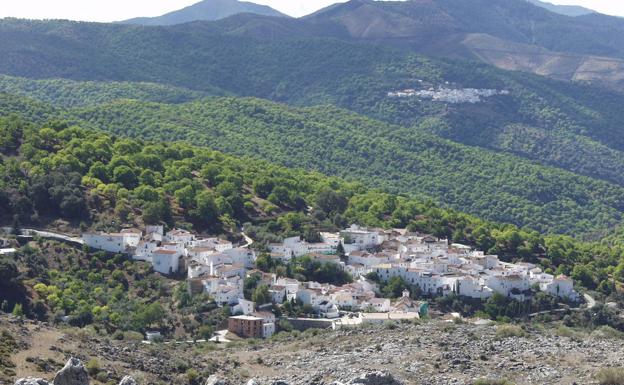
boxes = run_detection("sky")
[0,0,622,22]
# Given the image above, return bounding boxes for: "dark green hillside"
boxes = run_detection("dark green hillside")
[1,18,624,189]
[0,75,216,107]
[4,15,624,239]
[2,115,624,304]
[68,97,624,236]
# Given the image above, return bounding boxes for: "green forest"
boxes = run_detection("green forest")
[2,115,624,306]
[2,89,624,237]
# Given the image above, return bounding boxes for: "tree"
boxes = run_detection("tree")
[0,256,19,287]
[192,191,218,226]
[11,303,24,317]
[336,242,346,259]
[252,284,271,305]
[142,199,170,225]
[382,276,409,298]
[252,178,274,198]
[113,165,138,189]
[135,302,165,329]
[315,188,348,215]
[11,214,20,236]
[197,324,214,340]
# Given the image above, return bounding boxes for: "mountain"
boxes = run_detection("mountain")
[121,0,287,25]
[7,0,624,89]
[301,0,624,90]
[3,86,624,237]
[526,0,595,17]
[4,2,624,236]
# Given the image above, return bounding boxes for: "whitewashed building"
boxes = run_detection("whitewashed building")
[82,232,141,253]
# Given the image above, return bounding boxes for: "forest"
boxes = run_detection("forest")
[3,114,624,313]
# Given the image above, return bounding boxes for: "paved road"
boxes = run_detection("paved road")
[2,227,84,246]
[241,232,254,248]
[584,293,596,309]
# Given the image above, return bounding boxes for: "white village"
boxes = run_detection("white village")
[81,224,578,339]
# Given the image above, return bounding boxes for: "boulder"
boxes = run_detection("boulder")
[14,379,51,385]
[53,358,89,385]
[246,380,259,385]
[119,377,138,385]
[205,375,229,385]
[348,371,402,385]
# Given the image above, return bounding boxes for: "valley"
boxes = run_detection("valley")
[3,0,624,384]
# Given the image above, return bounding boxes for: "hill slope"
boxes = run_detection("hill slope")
[301,0,624,89]
[1,34,624,190]
[0,75,216,107]
[61,97,624,236]
[121,0,287,25]
[4,16,624,236]
[526,0,594,17]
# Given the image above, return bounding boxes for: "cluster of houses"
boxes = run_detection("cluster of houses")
[83,224,578,338]
[82,226,252,277]
[388,86,510,103]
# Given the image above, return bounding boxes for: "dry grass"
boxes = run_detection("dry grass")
[474,378,514,385]
[495,325,526,339]
[596,368,624,385]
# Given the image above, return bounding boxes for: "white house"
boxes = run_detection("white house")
[213,285,242,306]
[535,274,576,299]
[133,240,159,262]
[268,285,287,304]
[362,298,391,312]
[152,248,181,275]
[341,225,384,250]
[297,288,323,307]
[252,311,276,338]
[82,231,141,253]
[232,299,255,315]
[166,229,195,246]
[330,290,357,308]
[275,278,300,300]
[224,247,256,268]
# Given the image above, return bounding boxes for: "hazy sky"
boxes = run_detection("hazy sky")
[0,0,621,22]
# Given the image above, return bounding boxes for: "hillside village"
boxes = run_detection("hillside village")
[81,224,578,339]
[388,84,510,103]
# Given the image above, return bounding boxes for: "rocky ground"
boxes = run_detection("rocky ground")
[2,314,624,385]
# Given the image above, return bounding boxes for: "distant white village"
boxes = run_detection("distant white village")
[388,82,510,103]
[82,224,577,338]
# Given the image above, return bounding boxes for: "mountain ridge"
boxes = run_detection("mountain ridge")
[120,0,287,25]
[526,0,595,17]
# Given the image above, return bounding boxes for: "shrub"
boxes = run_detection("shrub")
[555,325,584,341]
[11,304,24,317]
[123,331,144,341]
[495,325,526,339]
[474,379,514,385]
[95,371,108,382]
[197,325,214,340]
[186,368,200,385]
[596,368,624,385]
[85,358,100,376]
[112,330,124,340]
[383,320,397,330]
[591,326,624,340]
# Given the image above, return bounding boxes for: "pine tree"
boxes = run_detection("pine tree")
[12,303,24,317]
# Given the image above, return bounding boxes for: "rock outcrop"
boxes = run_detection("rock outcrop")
[348,371,403,385]
[205,375,229,385]
[14,379,51,385]
[52,358,89,385]
[118,377,138,385]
